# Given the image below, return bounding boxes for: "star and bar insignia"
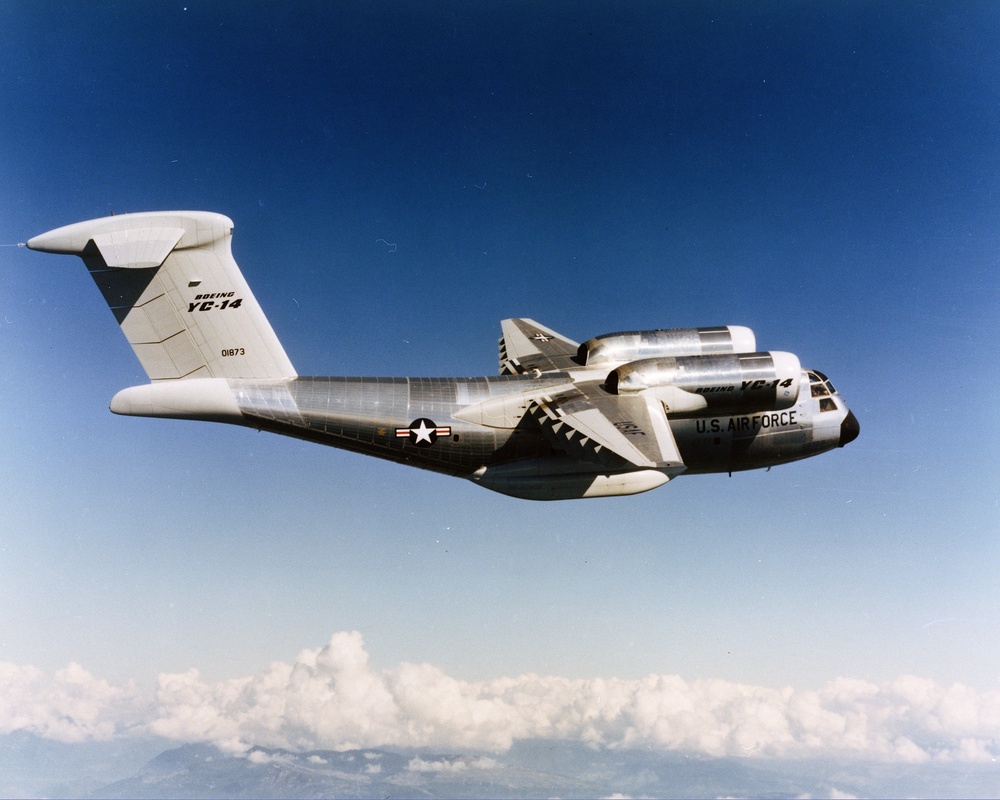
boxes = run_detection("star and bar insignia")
[395,418,451,447]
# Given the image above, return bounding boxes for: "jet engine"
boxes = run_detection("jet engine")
[606,351,802,415]
[578,326,756,366]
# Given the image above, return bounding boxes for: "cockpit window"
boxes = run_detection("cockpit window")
[819,397,837,412]
[808,370,837,395]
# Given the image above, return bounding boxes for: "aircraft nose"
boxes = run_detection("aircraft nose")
[839,410,860,447]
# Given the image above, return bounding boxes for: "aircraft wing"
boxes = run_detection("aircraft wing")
[499,318,580,375]
[528,382,686,475]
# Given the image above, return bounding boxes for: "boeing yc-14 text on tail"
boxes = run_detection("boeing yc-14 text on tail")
[28,211,859,500]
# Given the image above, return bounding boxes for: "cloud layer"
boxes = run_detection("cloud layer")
[3,631,999,762]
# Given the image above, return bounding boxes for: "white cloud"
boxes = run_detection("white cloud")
[246,750,290,765]
[4,632,1000,763]
[0,660,139,742]
[407,756,499,773]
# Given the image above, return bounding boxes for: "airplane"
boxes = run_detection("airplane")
[27,211,859,500]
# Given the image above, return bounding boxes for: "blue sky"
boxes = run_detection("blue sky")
[2,0,999,769]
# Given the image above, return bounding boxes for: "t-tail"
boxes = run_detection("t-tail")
[27,211,295,420]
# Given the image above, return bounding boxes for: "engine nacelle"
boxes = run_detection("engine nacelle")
[606,351,802,414]
[578,326,756,366]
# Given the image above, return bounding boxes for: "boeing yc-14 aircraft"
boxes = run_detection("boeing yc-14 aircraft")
[28,211,859,500]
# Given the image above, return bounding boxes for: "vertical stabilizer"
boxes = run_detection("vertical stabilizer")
[28,211,296,381]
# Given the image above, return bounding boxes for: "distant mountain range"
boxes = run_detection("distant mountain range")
[2,732,998,798]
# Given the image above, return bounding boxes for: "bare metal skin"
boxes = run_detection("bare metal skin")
[28,212,858,500]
